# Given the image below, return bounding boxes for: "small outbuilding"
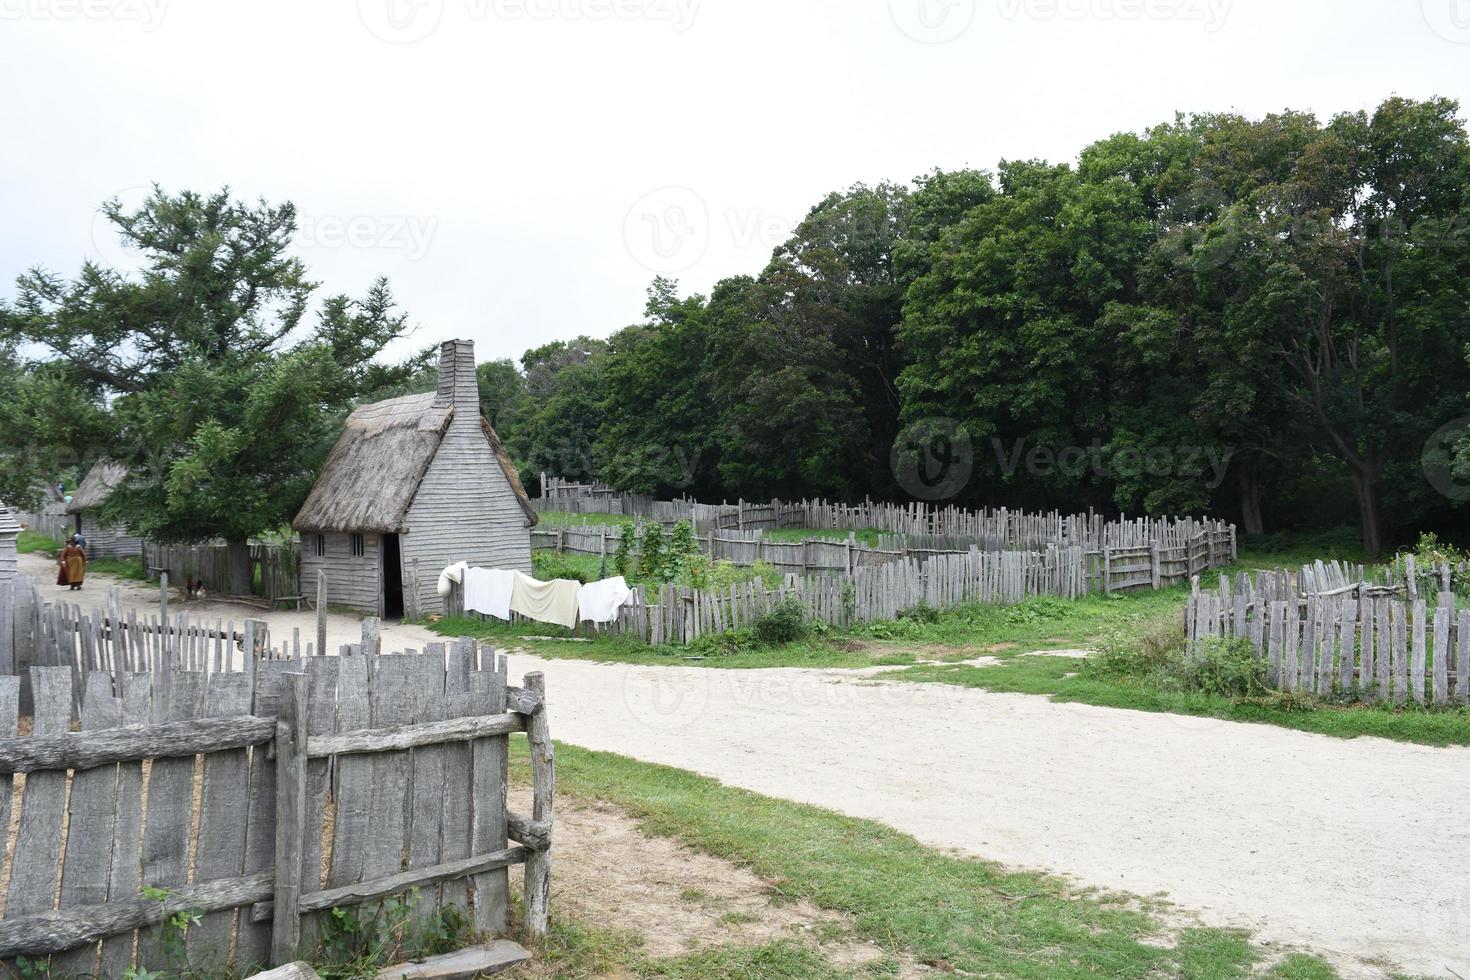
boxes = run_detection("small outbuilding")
[65,460,145,559]
[293,339,537,618]
[0,506,19,584]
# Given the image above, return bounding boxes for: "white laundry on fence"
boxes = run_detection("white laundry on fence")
[577,575,632,623]
[463,566,517,620]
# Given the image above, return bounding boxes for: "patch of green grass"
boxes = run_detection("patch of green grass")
[762,526,886,546]
[536,510,637,527]
[424,614,905,670]
[1263,953,1342,979]
[515,741,1328,979]
[1235,527,1368,569]
[887,640,1470,747]
[17,530,60,555]
[85,556,148,581]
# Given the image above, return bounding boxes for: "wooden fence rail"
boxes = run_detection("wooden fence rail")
[1186,571,1469,705]
[0,639,553,975]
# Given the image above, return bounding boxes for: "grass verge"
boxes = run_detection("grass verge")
[516,741,1340,979]
[16,530,60,555]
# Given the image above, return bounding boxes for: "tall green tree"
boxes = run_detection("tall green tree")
[0,187,425,588]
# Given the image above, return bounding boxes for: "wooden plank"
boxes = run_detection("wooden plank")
[522,672,553,937]
[307,713,528,757]
[251,846,531,923]
[360,655,415,917]
[50,672,124,978]
[187,671,254,971]
[405,653,447,927]
[5,667,75,967]
[1410,599,1427,704]
[136,670,205,970]
[99,674,153,977]
[0,677,17,894]
[440,641,475,914]
[271,672,310,967]
[236,659,293,971]
[469,660,508,934]
[0,873,272,959]
[1433,603,1451,705]
[326,655,372,894]
[0,714,273,774]
[1459,610,1470,705]
[298,657,339,937]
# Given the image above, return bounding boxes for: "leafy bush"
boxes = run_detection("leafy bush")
[614,523,637,577]
[639,522,667,581]
[532,551,589,584]
[753,595,808,645]
[684,628,761,658]
[1175,636,1271,698]
[900,601,941,624]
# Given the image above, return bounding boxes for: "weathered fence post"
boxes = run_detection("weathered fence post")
[523,671,553,936]
[361,618,380,658]
[315,570,326,659]
[271,671,310,966]
[159,572,169,656]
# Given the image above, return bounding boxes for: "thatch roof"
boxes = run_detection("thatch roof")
[67,459,129,514]
[293,393,537,533]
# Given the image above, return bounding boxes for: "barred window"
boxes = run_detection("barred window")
[314,534,325,557]
[350,533,365,558]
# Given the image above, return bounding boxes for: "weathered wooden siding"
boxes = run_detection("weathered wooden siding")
[298,532,381,616]
[401,341,532,615]
[75,511,144,561]
[0,508,17,584]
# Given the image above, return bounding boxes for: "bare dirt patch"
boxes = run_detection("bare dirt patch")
[507,789,910,975]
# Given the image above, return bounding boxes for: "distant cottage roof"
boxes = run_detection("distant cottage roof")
[292,392,537,534]
[67,459,130,514]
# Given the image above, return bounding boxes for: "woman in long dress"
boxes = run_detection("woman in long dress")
[60,539,86,591]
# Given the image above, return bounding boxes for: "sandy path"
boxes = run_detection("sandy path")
[20,554,1469,977]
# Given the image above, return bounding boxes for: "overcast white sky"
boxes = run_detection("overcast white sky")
[3,0,1468,364]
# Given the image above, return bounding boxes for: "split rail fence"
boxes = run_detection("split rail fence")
[0,641,553,976]
[1186,569,1469,705]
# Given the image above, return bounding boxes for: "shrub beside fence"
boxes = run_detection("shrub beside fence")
[0,643,552,975]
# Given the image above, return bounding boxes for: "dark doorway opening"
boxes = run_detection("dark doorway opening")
[382,533,404,619]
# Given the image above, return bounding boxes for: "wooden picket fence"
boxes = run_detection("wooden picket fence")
[534,522,1233,597]
[535,477,1237,556]
[1186,571,1469,705]
[143,541,302,607]
[454,545,1093,645]
[0,642,553,975]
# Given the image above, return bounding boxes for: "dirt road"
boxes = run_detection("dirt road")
[20,553,1469,977]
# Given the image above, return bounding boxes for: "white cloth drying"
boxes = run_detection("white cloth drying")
[464,567,516,620]
[577,575,632,623]
[437,561,468,598]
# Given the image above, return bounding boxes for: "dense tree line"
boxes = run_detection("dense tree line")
[491,98,1470,553]
[3,98,1468,558]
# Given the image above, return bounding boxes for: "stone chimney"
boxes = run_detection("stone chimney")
[435,339,478,423]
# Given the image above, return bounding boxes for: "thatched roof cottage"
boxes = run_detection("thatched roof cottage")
[293,339,536,617]
[0,506,19,584]
[65,460,145,559]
